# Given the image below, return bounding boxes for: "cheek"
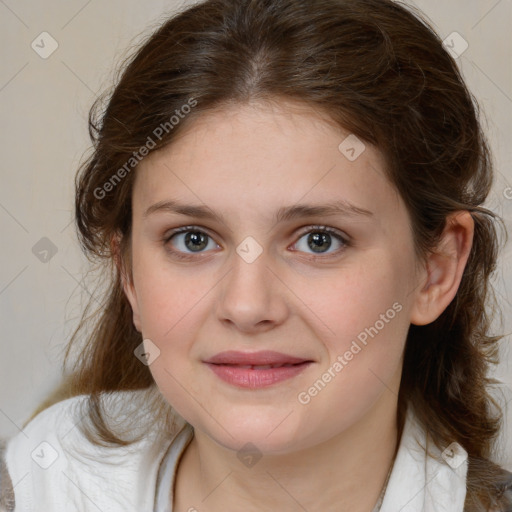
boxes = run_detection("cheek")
[131,245,211,338]
[297,255,411,399]
[130,250,214,367]
[291,270,409,443]
[131,259,214,421]
[300,256,410,350]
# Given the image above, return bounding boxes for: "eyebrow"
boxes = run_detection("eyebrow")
[143,199,374,226]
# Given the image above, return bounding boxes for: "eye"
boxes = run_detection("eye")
[292,226,348,256]
[163,224,349,261]
[164,226,219,259]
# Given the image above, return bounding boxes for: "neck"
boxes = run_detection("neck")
[174,392,400,512]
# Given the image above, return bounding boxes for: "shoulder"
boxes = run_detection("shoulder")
[1,390,179,512]
[4,390,151,459]
[1,395,89,511]
[404,405,512,512]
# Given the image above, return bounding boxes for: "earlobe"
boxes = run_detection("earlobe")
[111,233,142,332]
[410,211,474,326]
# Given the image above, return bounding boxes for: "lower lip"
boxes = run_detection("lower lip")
[205,362,312,389]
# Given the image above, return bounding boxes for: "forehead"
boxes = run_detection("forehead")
[132,100,404,226]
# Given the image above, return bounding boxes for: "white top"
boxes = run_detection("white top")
[1,390,468,511]
[154,423,193,512]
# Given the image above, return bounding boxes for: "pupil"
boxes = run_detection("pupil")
[185,232,207,251]
[308,232,331,253]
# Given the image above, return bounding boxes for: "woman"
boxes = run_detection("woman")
[2,0,511,510]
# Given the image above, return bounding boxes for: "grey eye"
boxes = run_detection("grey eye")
[169,231,218,253]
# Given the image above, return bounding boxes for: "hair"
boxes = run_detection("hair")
[42,0,511,509]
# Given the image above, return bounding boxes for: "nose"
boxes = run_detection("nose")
[215,247,289,334]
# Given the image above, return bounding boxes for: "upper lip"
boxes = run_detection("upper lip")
[204,350,312,366]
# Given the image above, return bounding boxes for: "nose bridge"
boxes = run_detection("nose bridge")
[215,239,287,331]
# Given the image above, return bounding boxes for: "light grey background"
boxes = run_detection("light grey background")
[1,0,511,469]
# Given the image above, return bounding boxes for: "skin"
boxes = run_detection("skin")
[121,99,474,512]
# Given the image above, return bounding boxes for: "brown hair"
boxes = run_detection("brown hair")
[51,0,510,509]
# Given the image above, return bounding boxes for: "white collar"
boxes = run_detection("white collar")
[379,406,468,512]
[154,407,468,512]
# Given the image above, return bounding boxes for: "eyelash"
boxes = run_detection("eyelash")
[162,225,350,262]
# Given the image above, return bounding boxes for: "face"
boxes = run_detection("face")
[123,100,424,454]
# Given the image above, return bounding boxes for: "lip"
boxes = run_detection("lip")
[204,350,311,366]
[203,351,313,389]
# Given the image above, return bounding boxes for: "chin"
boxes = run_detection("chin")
[195,411,314,455]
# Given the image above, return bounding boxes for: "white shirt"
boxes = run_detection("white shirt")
[1,390,468,511]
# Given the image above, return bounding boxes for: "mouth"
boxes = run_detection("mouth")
[217,363,304,369]
[203,351,314,389]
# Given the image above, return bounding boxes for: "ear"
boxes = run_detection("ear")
[111,233,142,332]
[410,211,474,326]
